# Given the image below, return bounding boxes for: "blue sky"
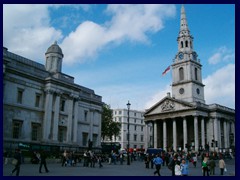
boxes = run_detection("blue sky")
[3,4,235,110]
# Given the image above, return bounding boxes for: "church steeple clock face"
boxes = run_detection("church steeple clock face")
[192,52,197,61]
[178,53,184,60]
[171,5,205,104]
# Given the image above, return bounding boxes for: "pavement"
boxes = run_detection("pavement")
[3,158,235,176]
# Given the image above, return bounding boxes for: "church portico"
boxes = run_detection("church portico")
[146,114,210,152]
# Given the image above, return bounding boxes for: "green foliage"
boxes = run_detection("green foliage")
[101,104,121,141]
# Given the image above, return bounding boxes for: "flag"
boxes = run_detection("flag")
[162,65,170,76]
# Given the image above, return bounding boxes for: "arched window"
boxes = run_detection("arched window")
[181,41,183,48]
[185,41,188,47]
[195,68,198,80]
[179,67,184,81]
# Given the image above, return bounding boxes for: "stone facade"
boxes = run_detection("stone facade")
[3,43,103,152]
[144,6,235,153]
[108,109,152,150]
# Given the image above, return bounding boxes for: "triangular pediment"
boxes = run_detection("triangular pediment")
[145,96,195,116]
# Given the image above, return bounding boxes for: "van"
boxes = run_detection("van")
[146,148,162,155]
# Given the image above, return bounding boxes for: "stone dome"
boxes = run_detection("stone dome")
[45,41,63,56]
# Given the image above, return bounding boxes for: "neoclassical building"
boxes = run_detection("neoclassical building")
[112,109,152,150]
[3,42,103,153]
[144,6,235,153]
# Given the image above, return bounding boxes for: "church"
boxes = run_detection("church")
[144,6,235,153]
[3,42,103,154]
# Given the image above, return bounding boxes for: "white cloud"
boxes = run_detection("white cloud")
[61,4,176,64]
[203,64,235,109]
[3,4,63,62]
[208,46,235,65]
[3,4,176,64]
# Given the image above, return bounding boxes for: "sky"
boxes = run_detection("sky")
[3,4,235,111]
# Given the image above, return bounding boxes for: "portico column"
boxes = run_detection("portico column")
[217,119,221,148]
[43,89,53,141]
[201,117,205,149]
[183,117,187,152]
[66,97,74,142]
[154,121,157,148]
[97,112,102,147]
[52,93,61,141]
[173,119,177,151]
[72,98,79,143]
[224,120,228,148]
[213,117,218,150]
[194,116,199,152]
[89,110,94,142]
[163,120,167,151]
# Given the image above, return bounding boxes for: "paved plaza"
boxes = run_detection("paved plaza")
[3,158,235,176]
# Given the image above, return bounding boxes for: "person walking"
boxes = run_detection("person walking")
[174,160,182,176]
[39,150,49,173]
[209,158,216,175]
[180,159,189,176]
[202,156,209,176]
[11,149,22,176]
[219,157,226,175]
[168,155,177,176]
[192,154,197,168]
[62,150,68,167]
[153,154,163,176]
[145,154,150,168]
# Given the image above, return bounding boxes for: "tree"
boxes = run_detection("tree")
[101,104,121,141]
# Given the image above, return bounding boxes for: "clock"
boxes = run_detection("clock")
[179,88,184,94]
[193,52,197,60]
[178,53,184,60]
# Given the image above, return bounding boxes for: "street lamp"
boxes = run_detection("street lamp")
[127,101,131,165]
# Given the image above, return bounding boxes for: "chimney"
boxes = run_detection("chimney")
[167,92,171,97]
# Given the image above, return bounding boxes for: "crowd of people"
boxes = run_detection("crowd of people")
[5,148,231,176]
[144,150,228,176]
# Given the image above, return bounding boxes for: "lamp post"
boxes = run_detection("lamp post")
[127,101,131,165]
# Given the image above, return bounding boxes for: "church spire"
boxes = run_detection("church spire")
[180,5,189,32]
[177,5,193,53]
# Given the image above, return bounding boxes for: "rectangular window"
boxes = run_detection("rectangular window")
[134,119,136,123]
[118,111,122,115]
[12,120,22,139]
[17,89,23,104]
[134,112,137,116]
[93,134,98,147]
[118,136,121,141]
[134,145,137,148]
[141,135,144,142]
[141,120,143,124]
[35,94,41,107]
[31,123,40,141]
[60,99,65,111]
[141,126,143,131]
[119,117,122,122]
[58,127,66,142]
[134,134,137,141]
[134,125,137,131]
[82,132,88,146]
[126,133,130,141]
[84,111,88,121]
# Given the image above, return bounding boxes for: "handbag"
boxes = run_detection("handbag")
[224,167,227,172]
[12,159,18,165]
